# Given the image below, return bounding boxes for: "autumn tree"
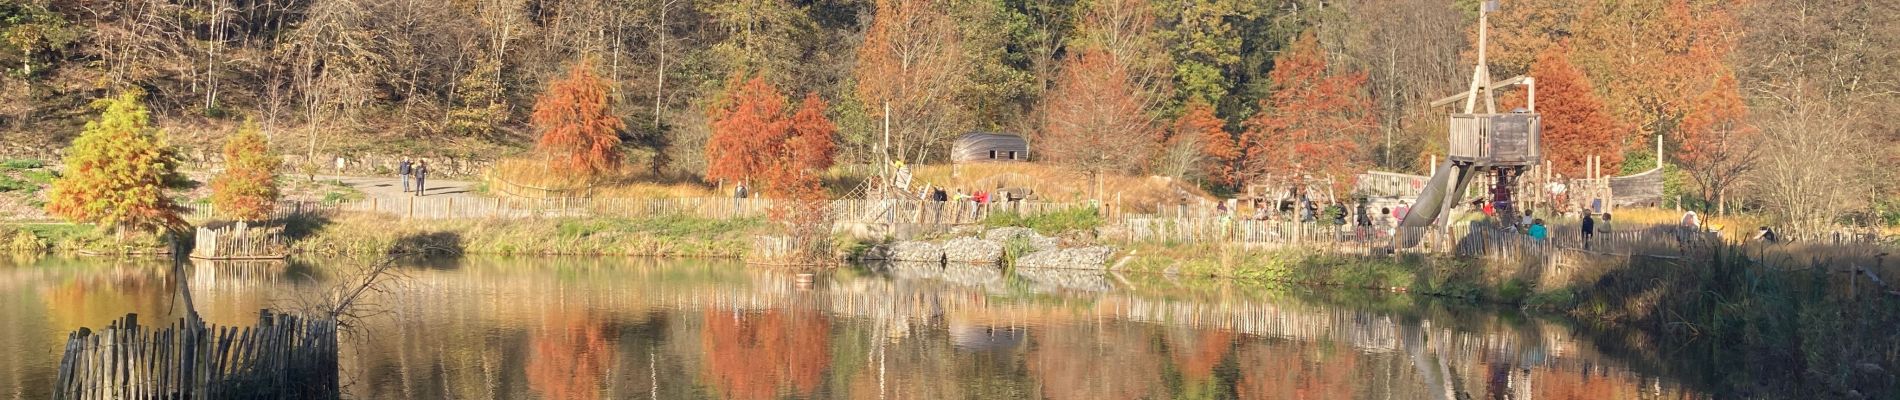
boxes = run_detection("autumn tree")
[209,119,281,222]
[532,62,626,180]
[45,91,187,234]
[708,75,838,262]
[855,0,971,164]
[1239,32,1375,194]
[1039,50,1160,194]
[1485,0,1746,157]
[1160,101,1236,187]
[1677,73,1759,215]
[706,75,792,189]
[1530,46,1623,178]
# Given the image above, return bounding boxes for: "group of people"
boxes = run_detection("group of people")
[396,158,431,196]
[924,185,1013,224]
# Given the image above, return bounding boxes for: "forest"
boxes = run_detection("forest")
[1,0,1897,230]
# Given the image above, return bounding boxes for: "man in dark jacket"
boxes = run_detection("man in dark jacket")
[398,158,413,192]
[413,160,428,197]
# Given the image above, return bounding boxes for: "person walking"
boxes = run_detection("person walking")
[1580,212,1597,249]
[1598,213,1613,235]
[398,157,413,193]
[412,159,429,196]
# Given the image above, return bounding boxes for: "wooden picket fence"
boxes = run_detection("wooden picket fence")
[54,311,339,400]
[1113,217,1717,258]
[190,223,288,260]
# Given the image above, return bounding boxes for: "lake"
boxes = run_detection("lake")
[0,254,1703,399]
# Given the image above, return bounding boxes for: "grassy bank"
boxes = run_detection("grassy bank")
[286,212,767,257]
[1117,239,1899,398]
[1117,243,1518,301]
[1529,246,1898,398]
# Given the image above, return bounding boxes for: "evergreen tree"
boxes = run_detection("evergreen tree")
[45,91,187,233]
[209,119,281,222]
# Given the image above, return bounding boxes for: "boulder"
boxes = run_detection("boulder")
[888,240,943,263]
[942,237,1004,265]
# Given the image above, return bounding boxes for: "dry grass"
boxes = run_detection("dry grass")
[486,158,714,199]
[1608,207,1771,236]
[908,163,1210,213]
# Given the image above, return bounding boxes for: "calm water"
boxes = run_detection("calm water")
[0,254,1704,399]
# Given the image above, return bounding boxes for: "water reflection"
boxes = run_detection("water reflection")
[0,255,1702,399]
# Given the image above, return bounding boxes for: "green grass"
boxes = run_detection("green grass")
[0,159,45,170]
[981,206,1103,235]
[290,213,769,257]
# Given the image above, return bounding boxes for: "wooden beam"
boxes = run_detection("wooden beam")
[1431,75,1532,108]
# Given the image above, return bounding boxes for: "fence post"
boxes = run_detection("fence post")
[405,196,414,220]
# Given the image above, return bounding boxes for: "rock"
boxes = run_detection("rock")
[1014,267,1114,292]
[942,237,1004,265]
[984,227,1039,242]
[888,241,944,263]
[1029,236,1061,252]
[1018,246,1116,269]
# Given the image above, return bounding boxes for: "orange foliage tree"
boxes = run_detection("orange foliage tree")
[1240,32,1375,194]
[701,310,832,400]
[707,76,838,261]
[1486,0,1745,155]
[45,91,187,234]
[208,119,281,222]
[855,0,969,164]
[1678,72,1758,214]
[706,75,791,188]
[706,75,839,199]
[531,62,625,180]
[1172,101,1237,188]
[1039,49,1160,186]
[1530,46,1624,178]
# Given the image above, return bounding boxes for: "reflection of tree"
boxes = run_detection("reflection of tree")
[1235,341,1358,400]
[526,308,616,400]
[701,309,831,400]
[1028,324,1164,400]
[1530,366,1629,400]
[1169,330,1233,381]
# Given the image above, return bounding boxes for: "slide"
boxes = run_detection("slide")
[1399,163,1474,228]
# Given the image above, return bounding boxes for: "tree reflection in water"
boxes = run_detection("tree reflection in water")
[526,307,617,400]
[701,309,831,400]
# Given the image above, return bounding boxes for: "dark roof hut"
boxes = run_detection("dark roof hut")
[951,132,1029,163]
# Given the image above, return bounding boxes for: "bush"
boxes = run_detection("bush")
[982,206,1103,235]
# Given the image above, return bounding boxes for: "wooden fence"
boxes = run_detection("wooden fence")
[190,223,288,260]
[1112,217,1714,257]
[54,311,339,400]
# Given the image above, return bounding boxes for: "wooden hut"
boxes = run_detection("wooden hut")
[951,132,1029,163]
